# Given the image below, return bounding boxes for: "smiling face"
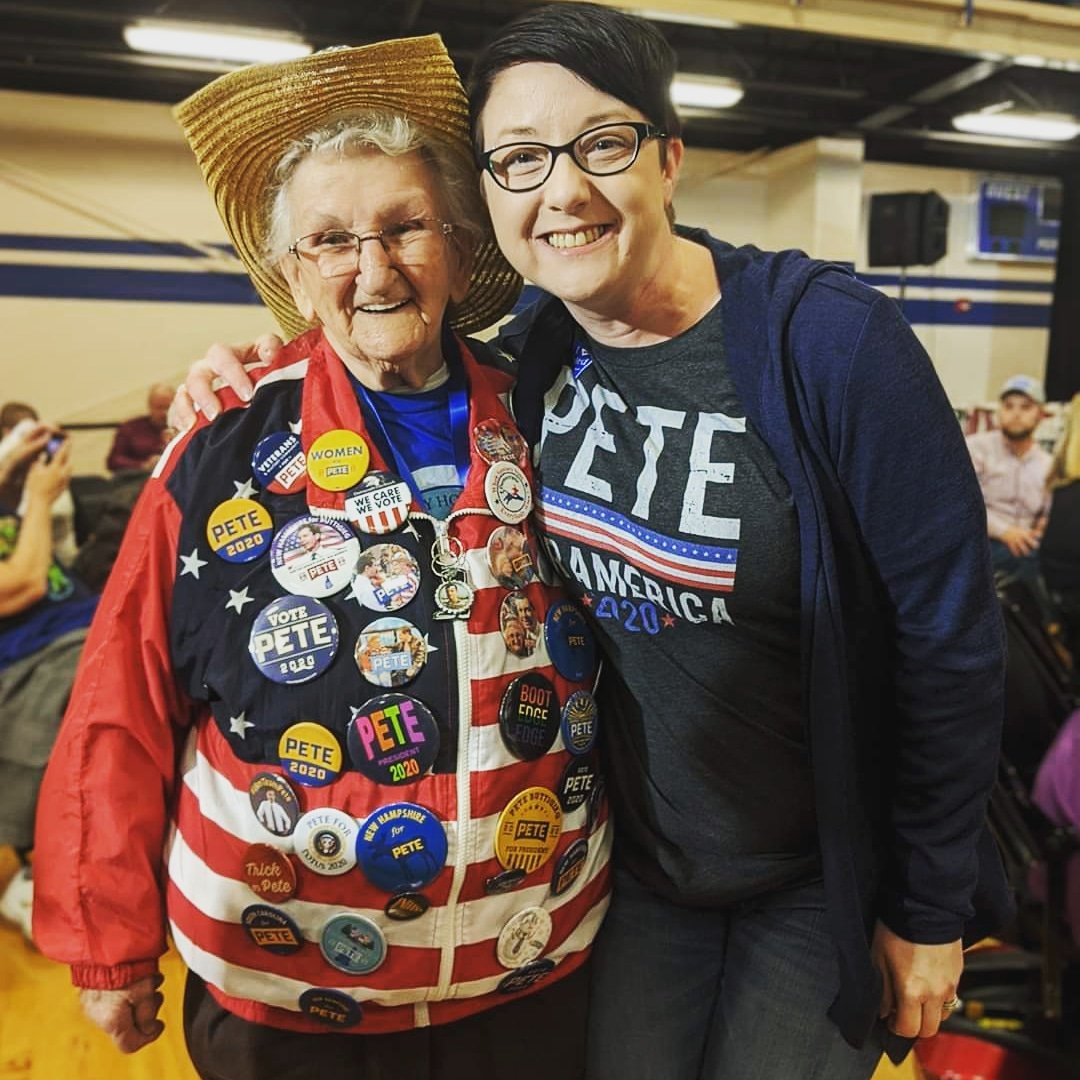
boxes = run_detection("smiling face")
[477,62,682,323]
[278,148,471,388]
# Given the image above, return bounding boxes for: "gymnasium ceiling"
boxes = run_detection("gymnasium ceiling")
[1,0,1079,175]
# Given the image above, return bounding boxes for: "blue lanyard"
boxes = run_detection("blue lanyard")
[351,352,471,509]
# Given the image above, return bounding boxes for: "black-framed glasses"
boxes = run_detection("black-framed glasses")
[480,122,666,193]
[289,217,456,278]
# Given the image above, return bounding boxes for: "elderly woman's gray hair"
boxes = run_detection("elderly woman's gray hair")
[263,111,487,268]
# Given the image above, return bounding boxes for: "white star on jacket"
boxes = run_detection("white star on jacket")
[229,712,255,738]
[179,548,207,579]
[225,587,255,614]
[233,478,257,499]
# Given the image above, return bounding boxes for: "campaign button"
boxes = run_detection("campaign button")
[240,904,304,955]
[270,516,360,598]
[294,808,359,876]
[349,543,421,613]
[250,597,339,686]
[354,617,428,688]
[433,578,474,620]
[558,755,598,814]
[242,843,297,901]
[560,690,598,756]
[249,772,301,837]
[206,498,273,563]
[357,802,447,893]
[384,892,430,921]
[299,988,363,1028]
[484,461,532,524]
[307,429,370,491]
[345,470,412,535]
[278,721,343,789]
[347,693,440,787]
[499,673,560,761]
[497,957,556,994]
[473,417,528,467]
[496,906,552,970]
[500,591,541,659]
[544,601,597,682]
[319,913,387,975]
[484,868,526,895]
[586,772,607,834]
[251,432,306,494]
[494,787,562,874]
[486,525,537,590]
[551,838,589,897]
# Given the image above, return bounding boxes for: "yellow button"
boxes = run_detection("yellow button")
[494,786,563,874]
[277,721,343,788]
[206,498,273,563]
[307,430,370,492]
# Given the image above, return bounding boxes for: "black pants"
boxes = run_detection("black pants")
[183,965,588,1080]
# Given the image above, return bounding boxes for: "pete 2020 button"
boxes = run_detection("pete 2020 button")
[559,755,598,813]
[560,690,598,756]
[241,904,304,955]
[320,913,387,975]
[242,842,297,901]
[494,787,562,874]
[345,470,412,535]
[544,601,597,682]
[250,596,339,686]
[249,772,301,837]
[294,808,359,876]
[206,498,273,563]
[357,802,447,893]
[299,988,362,1028]
[277,721,343,788]
[499,673,560,761]
[251,432,306,494]
[270,516,360,598]
[496,906,552,970]
[307,429,370,491]
[347,693,440,787]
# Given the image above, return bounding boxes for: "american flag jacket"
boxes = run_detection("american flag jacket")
[33,329,610,1034]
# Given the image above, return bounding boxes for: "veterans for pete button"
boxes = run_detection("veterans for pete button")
[206,497,273,563]
[560,690,598,756]
[251,432,306,494]
[307,429,370,491]
[241,904,304,955]
[319,913,387,975]
[242,842,297,901]
[357,802,447,893]
[496,906,552,970]
[299,988,363,1028]
[347,693,440,787]
[544,601,597,682]
[277,721,343,788]
[499,673,560,761]
[250,597,339,686]
[294,808,359,876]
[494,787,562,874]
[270,516,360,598]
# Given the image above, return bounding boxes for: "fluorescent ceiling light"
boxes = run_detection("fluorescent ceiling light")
[671,75,744,110]
[124,20,312,64]
[952,109,1080,141]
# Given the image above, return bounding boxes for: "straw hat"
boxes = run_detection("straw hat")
[174,36,521,338]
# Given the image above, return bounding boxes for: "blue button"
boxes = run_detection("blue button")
[497,958,556,994]
[240,904,304,955]
[319,913,387,975]
[299,988,363,1028]
[356,802,448,893]
[551,838,589,896]
[560,690,598,756]
[249,596,339,685]
[544,601,597,682]
[251,432,306,494]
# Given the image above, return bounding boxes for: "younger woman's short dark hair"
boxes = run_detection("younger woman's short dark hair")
[468,2,681,156]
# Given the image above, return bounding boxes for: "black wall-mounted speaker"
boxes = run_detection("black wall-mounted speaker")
[867,191,950,267]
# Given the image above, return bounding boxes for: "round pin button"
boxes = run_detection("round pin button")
[349,543,421,613]
[474,418,528,467]
[249,772,301,837]
[434,578,474,618]
[270,515,360,598]
[496,906,552,970]
[498,957,556,994]
[250,597,339,686]
[320,913,387,975]
[500,591,541,659]
[560,690,598,756]
[277,722,343,788]
[494,787,562,874]
[299,988,363,1028]
[347,692,440,787]
[486,525,537,590]
[294,808,359,876]
[242,842,298,901]
[558,754,598,813]
[544,601,597,682]
[357,802,448,893]
[251,432,307,494]
[484,868,526,895]
[484,461,532,524]
[307,429,370,491]
[499,673,560,761]
[354,617,428,689]
[586,772,607,834]
[551,838,589,897]
[241,904,304,955]
[345,470,412,535]
[206,497,273,563]
[384,892,430,921]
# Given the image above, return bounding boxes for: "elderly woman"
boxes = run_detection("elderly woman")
[33,38,608,1080]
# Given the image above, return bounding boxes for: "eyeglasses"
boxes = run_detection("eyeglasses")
[480,122,666,193]
[289,217,456,278]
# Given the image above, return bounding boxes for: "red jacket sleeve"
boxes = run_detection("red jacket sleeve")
[32,461,195,989]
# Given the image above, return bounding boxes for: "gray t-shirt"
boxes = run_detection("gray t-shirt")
[535,301,819,905]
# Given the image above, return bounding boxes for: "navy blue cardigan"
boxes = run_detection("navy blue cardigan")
[499,232,1012,1056]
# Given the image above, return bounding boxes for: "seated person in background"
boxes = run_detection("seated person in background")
[106,382,174,473]
[966,375,1052,590]
[0,424,97,939]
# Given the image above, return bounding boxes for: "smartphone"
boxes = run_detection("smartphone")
[45,433,66,460]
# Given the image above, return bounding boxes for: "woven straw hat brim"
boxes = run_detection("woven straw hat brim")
[174,36,521,338]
